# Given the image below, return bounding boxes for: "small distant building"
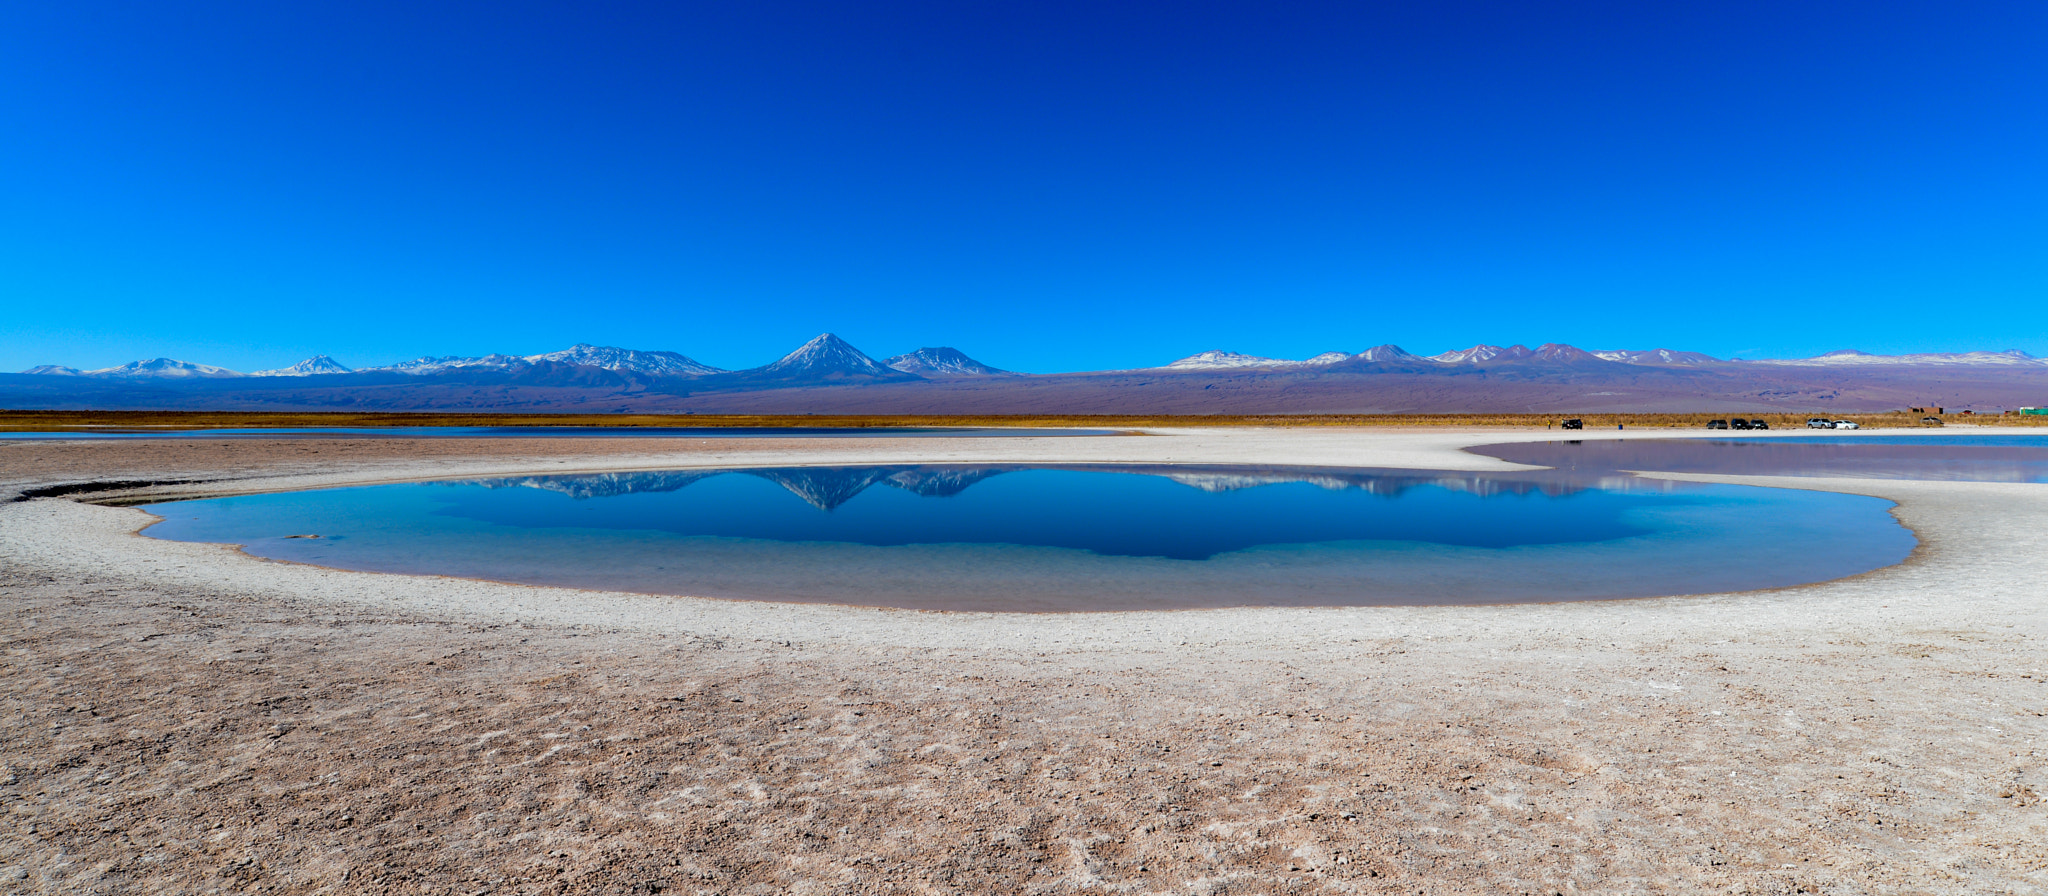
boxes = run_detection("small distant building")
[1908,406,1944,415]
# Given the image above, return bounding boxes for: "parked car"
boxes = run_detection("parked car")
[1806,417,1833,429]
[1750,419,1769,430]
[1706,419,1729,430]
[1560,418,1583,430]
[1731,419,1753,430]
[1921,416,1943,425]
[1832,420,1860,430]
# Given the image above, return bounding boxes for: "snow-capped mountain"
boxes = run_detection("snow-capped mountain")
[18,340,2048,403]
[18,358,251,377]
[85,358,246,378]
[355,345,720,376]
[1592,348,1719,366]
[364,354,525,374]
[1430,344,1535,364]
[1746,349,2048,367]
[1423,344,1617,365]
[751,333,916,380]
[252,356,354,377]
[1163,350,1302,370]
[1161,350,1350,370]
[524,344,721,376]
[884,347,1013,377]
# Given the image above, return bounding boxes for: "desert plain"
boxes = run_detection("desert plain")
[2,427,2044,894]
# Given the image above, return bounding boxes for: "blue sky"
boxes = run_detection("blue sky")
[3,1,2044,374]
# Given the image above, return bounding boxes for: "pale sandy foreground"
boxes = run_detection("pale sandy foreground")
[1,428,2044,895]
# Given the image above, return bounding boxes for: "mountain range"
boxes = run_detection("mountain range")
[25,337,2048,379]
[466,465,1601,511]
[8,334,2047,414]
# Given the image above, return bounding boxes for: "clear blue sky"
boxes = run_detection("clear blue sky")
[3,1,2044,374]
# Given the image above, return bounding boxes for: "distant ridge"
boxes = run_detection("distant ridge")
[1530,343,1607,363]
[1162,350,1349,370]
[366,354,525,374]
[25,341,2048,379]
[12,337,2048,416]
[1430,345,1534,364]
[524,344,722,376]
[1747,349,2045,367]
[1591,348,1718,366]
[85,358,244,378]
[1163,351,1302,370]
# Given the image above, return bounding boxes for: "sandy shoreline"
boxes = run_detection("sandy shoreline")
[3,427,2044,893]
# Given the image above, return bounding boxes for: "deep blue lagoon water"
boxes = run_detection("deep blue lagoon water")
[140,464,1914,611]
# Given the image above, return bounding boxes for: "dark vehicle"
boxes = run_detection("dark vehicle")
[1922,416,1943,426]
[1560,418,1584,430]
[1731,419,1753,430]
[1706,419,1729,430]
[1750,419,1769,430]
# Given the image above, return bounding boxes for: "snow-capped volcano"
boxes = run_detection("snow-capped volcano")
[524,344,722,376]
[252,356,353,377]
[84,358,245,378]
[19,365,83,376]
[751,334,916,380]
[884,347,1013,377]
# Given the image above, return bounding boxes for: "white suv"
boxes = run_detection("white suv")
[1806,417,1832,429]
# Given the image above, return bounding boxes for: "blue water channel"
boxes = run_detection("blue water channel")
[139,464,1914,611]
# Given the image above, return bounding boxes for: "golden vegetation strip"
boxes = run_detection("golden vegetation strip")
[2,409,2042,432]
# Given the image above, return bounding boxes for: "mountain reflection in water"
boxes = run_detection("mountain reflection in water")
[462,463,1640,510]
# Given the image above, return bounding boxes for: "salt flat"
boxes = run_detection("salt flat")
[1,427,2043,894]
